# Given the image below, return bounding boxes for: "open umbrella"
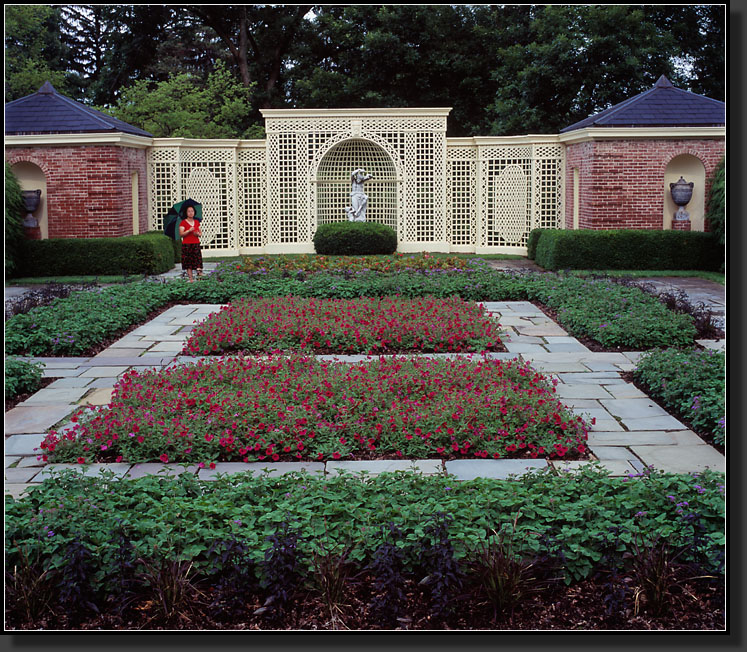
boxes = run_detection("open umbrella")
[163,198,203,240]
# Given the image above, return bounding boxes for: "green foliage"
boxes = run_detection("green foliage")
[4,5,72,102]
[5,357,45,400]
[16,232,174,278]
[5,162,26,277]
[706,157,725,247]
[4,266,702,356]
[534,229,723,272]
[4,466,725,592]
[103,60,260,139]
[634,348,725,447]
[526,228,549,261]
[313,222,397,256]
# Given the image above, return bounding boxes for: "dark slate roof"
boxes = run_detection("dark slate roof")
[5,81,153,137]
[561,76,725,133]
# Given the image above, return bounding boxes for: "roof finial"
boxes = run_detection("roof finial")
[655,75,674,88]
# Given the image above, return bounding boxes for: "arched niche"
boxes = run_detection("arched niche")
[314,139,399,234]
[11,161,48,239]
[663,154,706,231]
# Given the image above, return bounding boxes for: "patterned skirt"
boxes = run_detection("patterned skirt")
[181,243,203,270]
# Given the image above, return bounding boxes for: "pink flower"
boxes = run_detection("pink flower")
[160,453,169,463]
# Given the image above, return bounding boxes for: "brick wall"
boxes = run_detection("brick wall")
[564,138,725,231]
[6,145,149,239]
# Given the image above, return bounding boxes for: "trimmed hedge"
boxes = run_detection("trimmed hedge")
[313,222,397,255]
[5,162,25,277]
[534,229,723,271]
[16,231,175,277]
[526,228,549,260]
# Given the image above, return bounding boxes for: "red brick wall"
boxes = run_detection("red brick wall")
[6,145,149,239]
[564,138,725,231]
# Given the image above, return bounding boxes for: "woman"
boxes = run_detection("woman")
[178,205,203,282]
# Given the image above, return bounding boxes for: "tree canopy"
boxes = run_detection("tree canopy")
[4,4,726,138]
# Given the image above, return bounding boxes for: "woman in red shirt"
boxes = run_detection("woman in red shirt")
[179,205,203,282]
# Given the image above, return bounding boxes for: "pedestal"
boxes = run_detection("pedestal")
[672,219,691,232]
[23,225,42,240]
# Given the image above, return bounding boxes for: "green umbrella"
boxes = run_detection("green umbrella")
[163,198,203,240]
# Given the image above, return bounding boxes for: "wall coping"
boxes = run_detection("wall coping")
[4,133,153,149]
[558,126,726,144]
[260,107,453,119]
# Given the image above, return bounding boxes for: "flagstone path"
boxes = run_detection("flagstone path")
[4,294,725,498]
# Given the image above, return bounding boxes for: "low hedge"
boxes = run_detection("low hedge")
[526,228,549,260]
[16,231,175,277]
[534,229,723,272]
[313,222,397,255]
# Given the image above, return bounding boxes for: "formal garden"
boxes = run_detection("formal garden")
[4,204,726,631]
[4,4,727,632]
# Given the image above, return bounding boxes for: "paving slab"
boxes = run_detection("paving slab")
[631,445,725,474]
[620,415,687,431]
[5,456,21,469]
[588,431,678,446]
[603,384,649,399]
[545,342,591,353]
[198,461,325,480]
[326,459,443,476]
[80,388,114,406]
[34,463,132,482]
[16,386,90,406]
[5,406,75,434]
[47,377,95,389]
[555,384,613,400]
[5,484,33,499]
[516,324,569,337]
[126,463,199,479]
[588,446,643,462]
[5,467,42,483]
[445,459,547,480]
[79,366,130,378]
[16,456,46,468]
[548,460,638,476]
[91,348,151,359]
[600,399,670,419]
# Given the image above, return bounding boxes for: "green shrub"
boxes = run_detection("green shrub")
[526,228,550,260]
[313,222,397,255]
[706,157,725,246]
[16,232,175,277]
[5,357,45,400]
[534,229,722,272]
[5,162,26,277]
[634,348,725,447]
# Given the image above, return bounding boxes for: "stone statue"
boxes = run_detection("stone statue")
[345,168,373,222]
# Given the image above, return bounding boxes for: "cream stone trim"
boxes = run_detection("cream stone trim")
[261,107,452,119]
[559,127,725,144]
[447,135,562,146]
[5,133,153,149]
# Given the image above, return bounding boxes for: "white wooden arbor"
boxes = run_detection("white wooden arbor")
[147,108,565,255]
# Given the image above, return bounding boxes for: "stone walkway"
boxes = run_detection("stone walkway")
[4,294,726,498]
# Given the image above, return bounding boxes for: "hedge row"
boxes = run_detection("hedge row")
[14,232,175,278]
[530,229,723,271]
[313,222,398,255]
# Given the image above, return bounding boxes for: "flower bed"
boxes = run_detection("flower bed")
[183,296,504,355]
[40,355,590,465]
[237,252,485,275]
[5,467,725,630]
[633,348,725,448]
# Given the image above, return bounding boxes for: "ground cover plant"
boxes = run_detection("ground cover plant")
[39,354,590,466]
[4,264,704,357]
[5,466,725,630]
[633,348,725,449]
[5,357,44,400]
[183,296,504,355]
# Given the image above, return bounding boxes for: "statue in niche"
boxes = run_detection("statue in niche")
[345,168,373,221]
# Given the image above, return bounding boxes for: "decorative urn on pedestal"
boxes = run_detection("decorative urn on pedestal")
[670,176,694,226]
[21,189,42,239]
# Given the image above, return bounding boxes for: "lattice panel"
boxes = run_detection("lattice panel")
[237,160,267,248]
[447,146,477,161]
[447,159,476,246]
[315,139,398,231]
[533,157,563,230]
[481,157,533,248]
[149,161,177,230]
[267,133,300,244]
[182,163,234,249]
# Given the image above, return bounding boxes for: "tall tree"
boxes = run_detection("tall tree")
[184,5,312,109]
[4,5,72,102]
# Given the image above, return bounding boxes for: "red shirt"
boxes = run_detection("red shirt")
[180,219,201,244]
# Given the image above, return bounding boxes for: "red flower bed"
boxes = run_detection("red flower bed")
[182,296,504,355]
[40,355,590,466]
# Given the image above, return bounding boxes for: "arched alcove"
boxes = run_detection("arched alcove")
[663,154,706,231]
[315,139,399,233]
[11,161,48,239]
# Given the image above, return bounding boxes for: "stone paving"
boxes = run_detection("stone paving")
[4,291,726,498]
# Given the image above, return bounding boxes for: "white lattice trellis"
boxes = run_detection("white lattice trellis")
[146,112,565,255]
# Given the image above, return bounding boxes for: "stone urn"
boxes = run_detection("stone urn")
[21,189,42,227]
[669,177,693,221]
